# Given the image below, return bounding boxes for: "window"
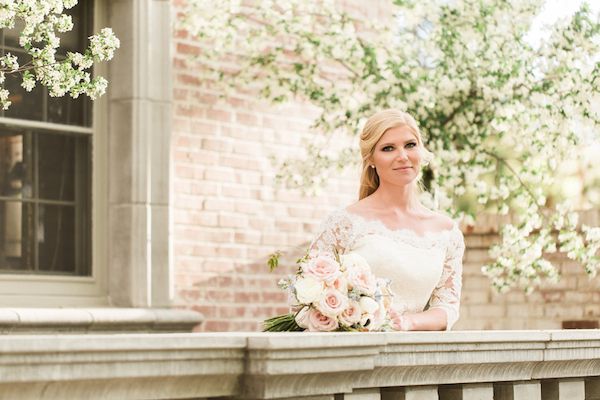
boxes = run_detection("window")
[0,2,93,277]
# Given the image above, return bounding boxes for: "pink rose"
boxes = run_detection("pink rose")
[316,288,348,318]
[301,255,341,284]
[307,308,339,332]
[338,300,362,327]
[347,265,377,296]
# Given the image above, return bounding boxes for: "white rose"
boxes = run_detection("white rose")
[294,276,324,304]
[340,253,369,270]
[358,296,379,315]
[367,300,387,331]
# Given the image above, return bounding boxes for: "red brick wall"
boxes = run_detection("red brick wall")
[172,3,359,331]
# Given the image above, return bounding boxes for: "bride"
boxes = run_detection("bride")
[311,109,465,331]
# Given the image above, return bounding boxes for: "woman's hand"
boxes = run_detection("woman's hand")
[389,308,414,331]
[390,307,448,331]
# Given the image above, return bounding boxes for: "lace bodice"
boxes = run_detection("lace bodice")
[310,208,465,330]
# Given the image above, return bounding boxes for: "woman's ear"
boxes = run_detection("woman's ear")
[366,156,375,168]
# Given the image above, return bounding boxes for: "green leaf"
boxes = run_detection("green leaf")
[267,251,282,272]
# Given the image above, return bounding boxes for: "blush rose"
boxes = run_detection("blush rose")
[301,255,341,284]
[338,300,362,327]
[316,288,348,318]
[307,308,339,332]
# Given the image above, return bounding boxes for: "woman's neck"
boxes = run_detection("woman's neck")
[370,183,419,213]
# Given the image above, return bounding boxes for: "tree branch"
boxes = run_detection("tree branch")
[482,149,539,205]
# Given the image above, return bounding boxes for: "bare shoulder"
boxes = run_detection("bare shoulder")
[345,198,373,215]
[420,207,455,231]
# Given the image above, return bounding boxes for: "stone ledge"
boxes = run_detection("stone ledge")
[0,333,246,399]
[242,330,600,399]
[0,330,599,399]
[0,308,203,333]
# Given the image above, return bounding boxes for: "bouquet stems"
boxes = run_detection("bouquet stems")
[263,313,303,332]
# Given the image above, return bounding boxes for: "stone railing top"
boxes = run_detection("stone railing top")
[246,330,554,348]
[0,307,203,333]
[1,330,599,399]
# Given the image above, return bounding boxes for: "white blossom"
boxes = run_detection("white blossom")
[0,0,119,109]
[182,0,600,292]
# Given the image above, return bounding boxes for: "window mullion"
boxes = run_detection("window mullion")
[43,87,48,122]
[0,197,76,206]
[34,132,39,273]
[75,141,81,275]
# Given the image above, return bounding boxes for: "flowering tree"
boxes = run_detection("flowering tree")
[182,0,600,293]
[0,0,120,109]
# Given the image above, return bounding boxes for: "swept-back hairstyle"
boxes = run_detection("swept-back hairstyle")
[358,109,433,200]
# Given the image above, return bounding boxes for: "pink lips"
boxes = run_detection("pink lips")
[393,166,412,170]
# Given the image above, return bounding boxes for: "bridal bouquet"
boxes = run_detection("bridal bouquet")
[264,250,395,332]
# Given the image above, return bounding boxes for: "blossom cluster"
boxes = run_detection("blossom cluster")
[0,0,119,109]
[182,0,600,292]
[274,252,395,332]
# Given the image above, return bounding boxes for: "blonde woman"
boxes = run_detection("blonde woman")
[311,109,465,331]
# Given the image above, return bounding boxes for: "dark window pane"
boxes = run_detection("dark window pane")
[38,134,75,201]
[0,131,33,199]
[3,52,45,122]
[0,200,35,272]
[57,2,91,56]
[47,94,88,126]
[37,204,75,273]
[48,0,92,126]
[3,19,24,49]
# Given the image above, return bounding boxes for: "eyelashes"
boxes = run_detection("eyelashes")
[381,142,417,151]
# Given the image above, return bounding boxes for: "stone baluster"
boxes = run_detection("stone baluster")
[541,379,585,400]
[381,385,439,400]
[438,383,494,400]
[494,381,541,400]
[587,378,600,400]
[343,388,381,399]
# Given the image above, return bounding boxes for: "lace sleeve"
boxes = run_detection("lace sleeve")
[427,225,465,330]
[309,209,354,257]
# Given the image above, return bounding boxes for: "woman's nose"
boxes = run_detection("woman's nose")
[396,150,408,160]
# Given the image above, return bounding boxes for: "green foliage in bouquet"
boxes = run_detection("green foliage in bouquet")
[263,313,303,332]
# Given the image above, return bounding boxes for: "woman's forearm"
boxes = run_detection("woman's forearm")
[401,308,448,331]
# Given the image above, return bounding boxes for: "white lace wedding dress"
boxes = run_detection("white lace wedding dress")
[310,208,466,330]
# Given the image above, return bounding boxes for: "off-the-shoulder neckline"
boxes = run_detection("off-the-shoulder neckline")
[339,208,459,239]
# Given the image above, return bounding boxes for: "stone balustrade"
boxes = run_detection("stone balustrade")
[0,330,599,399]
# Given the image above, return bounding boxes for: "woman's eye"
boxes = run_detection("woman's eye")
[382,146,394,151]
[406,142,417,149]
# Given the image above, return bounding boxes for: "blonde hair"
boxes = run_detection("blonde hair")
[358,109,433,200]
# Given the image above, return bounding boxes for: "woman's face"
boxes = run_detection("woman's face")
[370,125,421,187]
